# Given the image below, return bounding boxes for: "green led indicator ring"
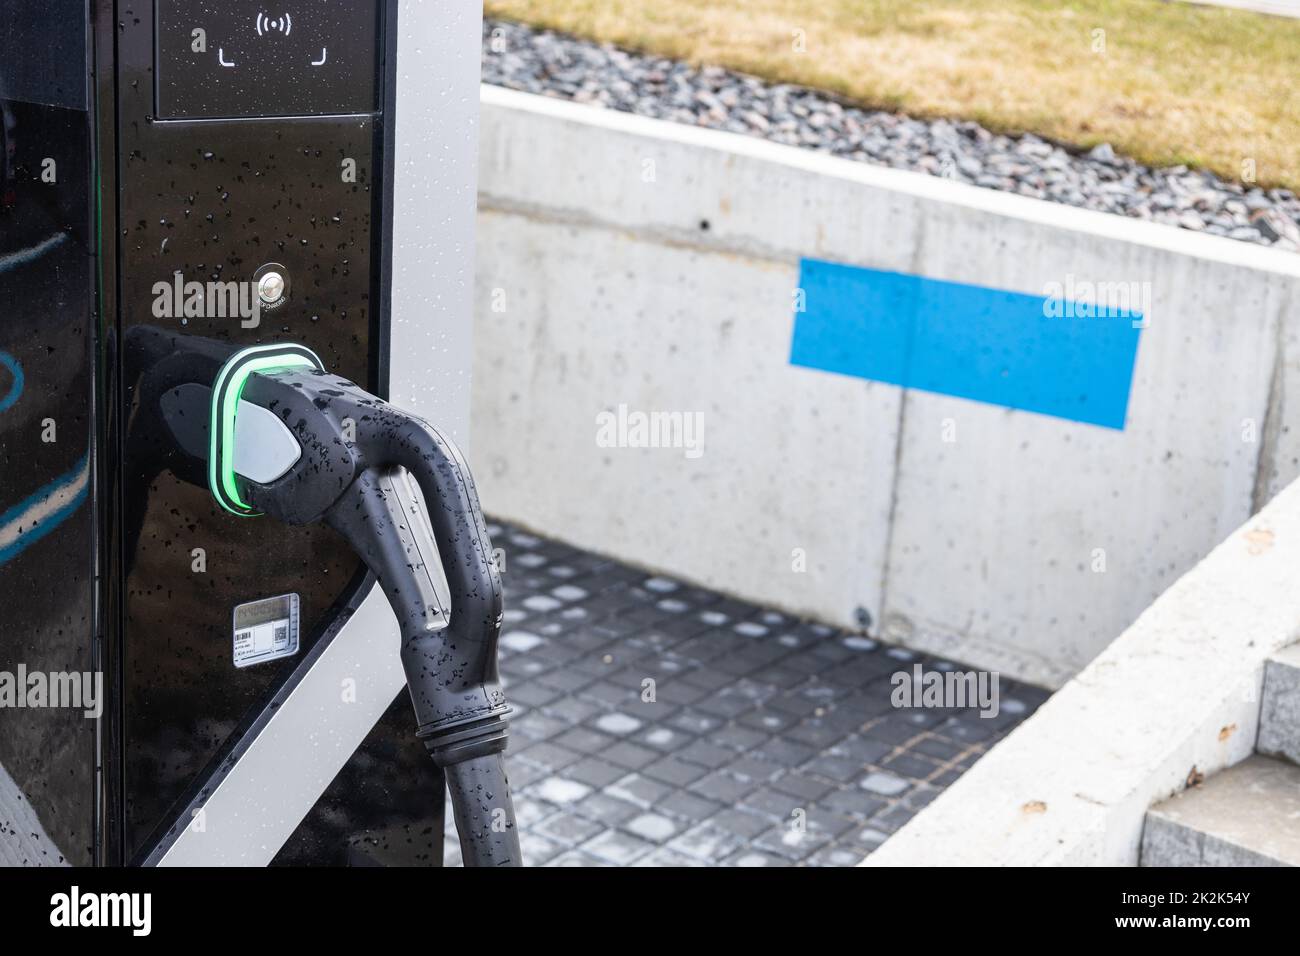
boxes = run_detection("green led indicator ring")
[208,344,324,516]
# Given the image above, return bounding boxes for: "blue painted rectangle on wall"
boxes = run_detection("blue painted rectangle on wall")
[789,258,1143,430]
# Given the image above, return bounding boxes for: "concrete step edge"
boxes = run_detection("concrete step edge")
[1259,643,1300,765]
[1140,754,1300,867]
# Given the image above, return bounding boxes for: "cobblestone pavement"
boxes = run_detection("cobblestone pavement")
[444,521,1050,867]
[482,17,1300,251]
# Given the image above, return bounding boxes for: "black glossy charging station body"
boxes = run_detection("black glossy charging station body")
[111,0,434,864]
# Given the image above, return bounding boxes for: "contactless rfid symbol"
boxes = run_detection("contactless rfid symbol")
[255,12,292,36]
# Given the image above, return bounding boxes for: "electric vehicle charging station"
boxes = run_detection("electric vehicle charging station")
[1,0,515,867]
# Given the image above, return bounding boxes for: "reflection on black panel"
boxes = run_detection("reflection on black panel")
[0,93,97,865]
[0,0,88,110]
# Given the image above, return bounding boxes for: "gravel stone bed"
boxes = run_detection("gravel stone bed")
[482,18,1300,251]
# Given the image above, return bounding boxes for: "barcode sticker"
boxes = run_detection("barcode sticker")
[232,593,300,668]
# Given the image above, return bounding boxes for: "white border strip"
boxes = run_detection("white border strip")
[157,586,404,865]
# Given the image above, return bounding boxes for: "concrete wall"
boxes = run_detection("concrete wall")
[471,85,1300,687]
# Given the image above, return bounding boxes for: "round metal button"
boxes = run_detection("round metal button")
[258,271,286,304]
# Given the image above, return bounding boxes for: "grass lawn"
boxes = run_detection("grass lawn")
[485,0,1300,189]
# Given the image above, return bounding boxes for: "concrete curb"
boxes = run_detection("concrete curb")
[864,477,1300,865]
[480,86,1300,275]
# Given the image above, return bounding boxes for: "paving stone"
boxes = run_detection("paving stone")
[578,680,638,706]
[636,725,691,752]
[863,715,928,746]
[642,756,710,787]
[508,682,563,709]
[668,711,723,735]
[822,788,888,820]
[934,768,964,788]
[723,849,791,867]
[519,831,565,865]
[581,829,656,865]
[741,787,803,820]
[843,636,879,652]
[570,658,617,682]
[504,759,550,790]
[655,789,723,822]
[689,770,756,804]
[801,753,865,784]
[770,771,836,803]
[786,720,851,750]
[697,693,759,719]
[533,776,594,806]
[654,682,716,706]
[904,784,942,811]
[721,755,782,783]
[811,641,858,665]
[832,735,895,765]
[546,850,612,867]
[553,727,617,754]
[521,742,583,772]
[868,803,922,834]
[755,665,813,689]
[666,822,741,863]
[708,807,773,840]
[807,845,868,867]
[502,658,550,681]
[563,757,629,789]
[536,812,605,847]
[851,826,893,851]
[911,733,969,762]
[766,692,822,718]
[501,630,547,653]
[754,823,834,861]
[750,737,817,767]
[512,797,555,830]
[805,810,860,839]
[573,792,642,827]
[678,735,755,767]
[601,741,660,771]
[512,712,568,742]
[680,667,740,692]
[552,585,589,602]
[523,595,563,613]
[881,752,943,781]
[593,712,644,735]
[633,848,707,867]
[673,635,732,661]
[625,812,682,842]
[606,773,674,808]
[540,696,602,725]
[859,771,911,797]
